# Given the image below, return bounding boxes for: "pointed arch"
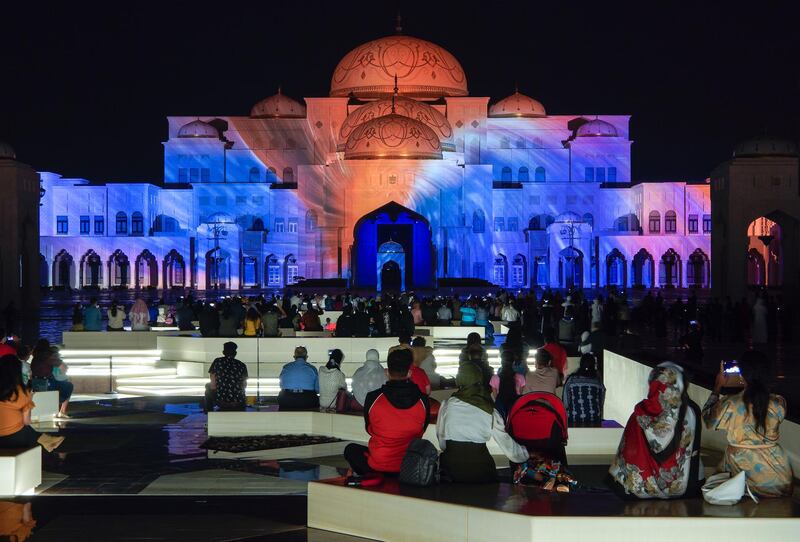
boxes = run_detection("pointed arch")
[606,248,627,287]
[135,249,158,288]
[632,248,655,288]
[163,249,185,288]
[687,248,709,288]
[79,249,103,287]
[659,248,681,288]
[52,249,74,288]
[108,249,130,287]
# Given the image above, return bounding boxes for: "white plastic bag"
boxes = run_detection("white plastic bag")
[701,471,758,505]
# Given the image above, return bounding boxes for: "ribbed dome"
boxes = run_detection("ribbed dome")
[250,89,306,118]
[489,91,546,118]
[0,141,15,160]
[344,114,442,160]
[339,96,454,151]
[330,35,468,100]
[576,118,618,137]
[734,137,799,158]
[177,119,219,138]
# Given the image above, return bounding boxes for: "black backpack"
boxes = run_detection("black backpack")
[398,439,440,487]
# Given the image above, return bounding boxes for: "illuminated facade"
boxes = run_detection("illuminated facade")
[39,32,711,292]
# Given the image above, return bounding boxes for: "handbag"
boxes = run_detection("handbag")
[398,439,440,487]
[701,472,758,505]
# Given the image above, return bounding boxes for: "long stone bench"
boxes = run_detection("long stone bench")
[0,447,41,496]
[207,411,623,458]
[62,329,186,350]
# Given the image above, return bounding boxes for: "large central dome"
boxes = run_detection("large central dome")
[330,35,468,100]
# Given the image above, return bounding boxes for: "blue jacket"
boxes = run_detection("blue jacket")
[279,358,319,393]
[83,306,103,331]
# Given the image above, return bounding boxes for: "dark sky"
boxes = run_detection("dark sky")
[1,1,798,183]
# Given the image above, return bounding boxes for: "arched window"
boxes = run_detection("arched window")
[267,167,277,182]
[265,254,281,286]
[665,210,677,233]
[501,166,512,181]
[131,212,144,235]
[534,166,546,182]
[472,210,486,233]
[582,213,594,228]
[282,167,294,184]
[305,210,318,232]
[493,255,508,286]
[249,167,260,183]
[252,218,265,231]
[115,211,128,234]
[511,254,526,286]
[648,211,661,233]
[528,214,554,231]
[285,254,299,284]
[518,167,529,182]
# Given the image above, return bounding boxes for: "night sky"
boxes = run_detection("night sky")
[1,1,797,183]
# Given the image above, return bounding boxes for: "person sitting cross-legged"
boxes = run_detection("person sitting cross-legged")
[344,349,430,475]
[205,342,248,412]
[278,346,320,411]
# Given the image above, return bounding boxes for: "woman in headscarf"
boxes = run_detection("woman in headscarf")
[436,364,528,483]
[128,298,150,331]
[350,349,385,410]
[609,362,703,499]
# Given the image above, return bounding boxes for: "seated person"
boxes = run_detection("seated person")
[350,349,385,410]
[82,298,103,331]
[389,336,429,395]
[0,355,64,452]
[506,390,569,465]
[490,350,525,419]
[301,308,323,331]
[460,333,493,387]
[523,349,560,395]
[30,346,72,418]
[436,364,528,483]
[540,328,567,380]
[205,342,248,412]
[344,349,430,475]
[609,362,703,499]
[278,347,320,411]
[702,350,793,497]
[411,337,442,390]
[318,349,346,410]
[176,300,196,331]
[562,353,605,427]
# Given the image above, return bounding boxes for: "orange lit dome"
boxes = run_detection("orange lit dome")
[331,35,468,100]
[344,114,442,160]
[339,96,454,151]
[177,119,219,138]
[489,91,546,118]
[250,89,306,118]
[576,118,618,137]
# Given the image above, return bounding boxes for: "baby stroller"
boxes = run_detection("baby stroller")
[506,392,569,465]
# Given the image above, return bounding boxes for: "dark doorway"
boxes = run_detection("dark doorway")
[381,261,402,292]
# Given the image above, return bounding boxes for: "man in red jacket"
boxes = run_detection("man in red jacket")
[344,349,430,474]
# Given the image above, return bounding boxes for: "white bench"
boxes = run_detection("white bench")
[0,447,41,496]
[31,391,59,422]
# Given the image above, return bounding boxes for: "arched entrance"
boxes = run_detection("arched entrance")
[206,248,231,289]
[53,249,74,288]
[108,250,130,287]
[80,249,102,287]
[163,250,185,288]
[377,241,405,292]
[687,248,710,288]
[351,201,435,290]
[135,249,158,288]
[747,217,782,287]
[632,248,654,288]
[558,247,583,289]
[659,249,681,288]
[606,249,626,287]
[39,254,49,287]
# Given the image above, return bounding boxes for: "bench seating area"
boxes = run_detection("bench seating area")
[0,447,41,496]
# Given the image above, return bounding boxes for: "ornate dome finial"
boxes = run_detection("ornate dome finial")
[392,74,399,113]
[395,12,403,34]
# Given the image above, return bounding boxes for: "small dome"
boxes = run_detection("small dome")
[576,118,618,137]
[378,240,404,253]
[178,119,219,138]
[331,34,468,100]
[0,141,15,160]
[489,91,546,118]
[734,137,799,158]
[339,96,455,151]
[250,89,306,119]
[344,114,442,160]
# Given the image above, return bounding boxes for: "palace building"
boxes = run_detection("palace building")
[36,31,713,292]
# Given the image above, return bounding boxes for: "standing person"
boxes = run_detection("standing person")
[591,296,604,328]
[541,328,567,380]
[751,296,768,345]
[319,349,347,410]
[107,300,126,331]
[350,349,385,410]
[459,300,477,327]
[128,299,151,331]
[242,307,263,337]
[436,364,528,483]
[608,362,703,499]
[82,297,103,331]
[30,347,73,419]
[0,355,65,452]
[198,302,220,337]
[702,350,793,497]
[501,301,520,324]
[71,303,84,331]
[278,347,320,411]
[343,349,430,475]
[205,342,248,412]
[562,353,605,427]
[436,302,453,326]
